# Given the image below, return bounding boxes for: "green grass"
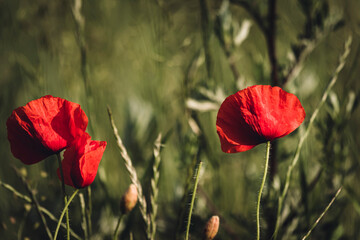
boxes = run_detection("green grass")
[0,0,360,239]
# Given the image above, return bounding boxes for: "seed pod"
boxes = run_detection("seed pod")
[120,184,138,214]
[203,215,220,240]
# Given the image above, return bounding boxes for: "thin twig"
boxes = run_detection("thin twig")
[107,106,151,239]
[17,203,30,240]
[273,35,352,239]
[0,179,32,202]
[301,187,342,240]
[12,167,53,240]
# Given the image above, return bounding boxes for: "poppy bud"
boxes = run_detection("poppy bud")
[203,215,220,240]
[120,184,138,214]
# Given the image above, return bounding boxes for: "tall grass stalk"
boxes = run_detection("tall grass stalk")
[71,1,94,235]
[301,187,342,240]
[107,106,151,239]
[257,141,271,240]
[185,161,203,240]
[54,189,80,240]
[150,134,162,240]
[273,35,352,239]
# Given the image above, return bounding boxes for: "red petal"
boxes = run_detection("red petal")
[216,85,305,153]
[6,95,88,164]
[57,133,106,188]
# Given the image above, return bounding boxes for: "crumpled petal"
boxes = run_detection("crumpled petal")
[57,133,106,188]
[6,95,88,164]
[216,85,305,153]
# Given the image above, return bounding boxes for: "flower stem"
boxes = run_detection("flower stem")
[257,141,271,240]
[54,189,80,240]
[86,186,92,237]
[79,193,88,240]
[185,161,203,240]
[56,153,70,240]
[113,213,124,240]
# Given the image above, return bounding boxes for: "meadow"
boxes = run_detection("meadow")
[0,0,360,239]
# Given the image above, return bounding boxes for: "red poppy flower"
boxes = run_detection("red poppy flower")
[216,85,305,153]
[6,95,88,164]
[57,133,106,188]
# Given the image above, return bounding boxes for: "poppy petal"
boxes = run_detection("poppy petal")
[57,133,106,188]
[6,95,88,164]
[216,85,305,153]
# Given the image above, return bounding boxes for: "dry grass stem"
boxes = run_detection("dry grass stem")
[107,106,151,238]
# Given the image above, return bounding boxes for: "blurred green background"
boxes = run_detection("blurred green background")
[1,0,360,239]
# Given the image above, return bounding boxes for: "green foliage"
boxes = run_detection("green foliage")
[0,0,360,239]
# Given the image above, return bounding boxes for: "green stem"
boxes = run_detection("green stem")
[256,141,271,240]
[113,213,124,240]
[79,193,88,240]
[54,189,80,240]
[0,179,81,240]
[185,161,203,240]
[86,186,92,237]
[301,187,342,240]
[57,153,70,240]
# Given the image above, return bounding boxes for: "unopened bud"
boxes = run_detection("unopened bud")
[203,215,220,240]
[120,184,138,214]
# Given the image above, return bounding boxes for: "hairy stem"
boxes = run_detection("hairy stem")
[185,161,203,240]
[54,189,80,240]
[257,141,271,240]
[57,153,70,240]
